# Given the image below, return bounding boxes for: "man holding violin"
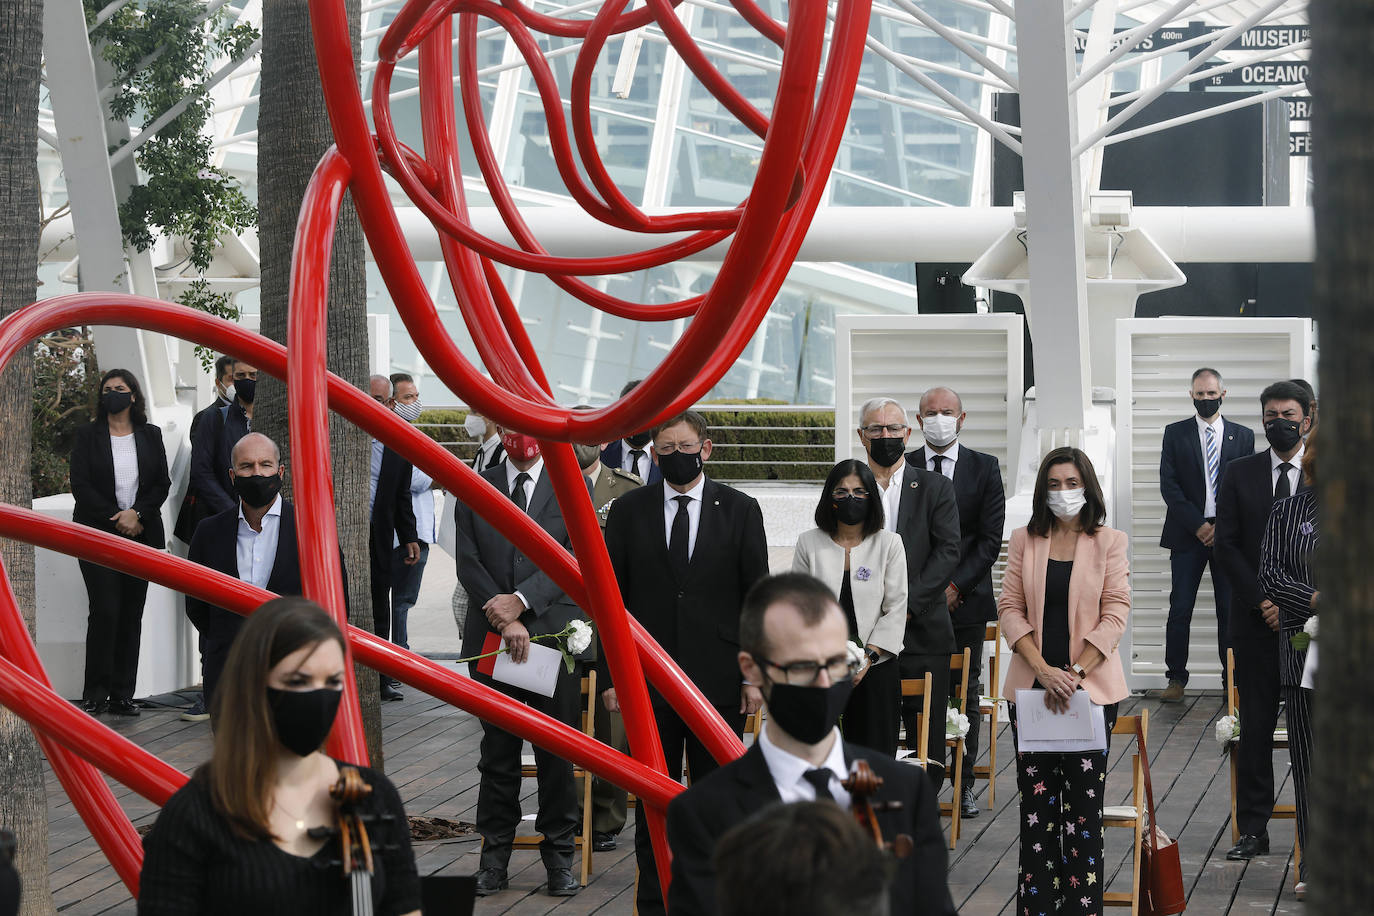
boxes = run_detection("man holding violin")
[665,573,956,916]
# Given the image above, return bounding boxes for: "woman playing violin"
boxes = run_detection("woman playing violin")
[138,597,420,915]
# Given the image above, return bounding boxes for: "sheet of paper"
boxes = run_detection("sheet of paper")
[490,641,563,698]
[1015,689,1108,753]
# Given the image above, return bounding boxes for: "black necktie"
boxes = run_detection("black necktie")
[669,494,691,580]
[1275,462,1293,499]
[511,472,531,513]
[629,448,646,479]
[932,454,944,476]
[803,768,835,802]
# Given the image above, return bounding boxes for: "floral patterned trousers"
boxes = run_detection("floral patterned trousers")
[1009,703,1118,916]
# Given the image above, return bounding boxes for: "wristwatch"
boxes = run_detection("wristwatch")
[1071,663,1087,679]
[866,648,881,665]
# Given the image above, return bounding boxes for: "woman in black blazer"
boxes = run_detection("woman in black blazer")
[70,369,171,716]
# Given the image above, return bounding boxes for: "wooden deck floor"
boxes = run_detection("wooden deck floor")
[45,686,1306,914]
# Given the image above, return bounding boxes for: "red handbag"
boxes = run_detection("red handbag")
[1136,717,1187,916]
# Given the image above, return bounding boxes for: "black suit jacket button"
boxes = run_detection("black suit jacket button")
[677,591,684,599]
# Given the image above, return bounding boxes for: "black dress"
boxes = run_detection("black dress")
[838,568,900,756]
[137,764,420,915]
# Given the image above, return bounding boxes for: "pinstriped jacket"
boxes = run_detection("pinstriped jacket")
[1258,489,1318,688]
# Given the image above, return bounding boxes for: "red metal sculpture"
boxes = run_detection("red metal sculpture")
[0,0,870,902]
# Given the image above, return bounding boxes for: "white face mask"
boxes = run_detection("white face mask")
[921,413,960,448]
[462,414,486,439]
[218,382,235,403]
[395,400,423,423]
[1046,488,1087,520]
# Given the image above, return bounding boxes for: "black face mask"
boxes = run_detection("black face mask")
[233,473,282,508]
[658,450,704,487]
[234,377,257,404]
[101,391,133,415]
[764,678,854,745]
[625,431,652,449]
[867,436,905,468]
[267,687,342,757]
[833,495,868,526]
[1193,397,1222,419]
[1264,418,1304,453]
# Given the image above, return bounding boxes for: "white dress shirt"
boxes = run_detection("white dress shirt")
[1195,414,1224,517]
[110,432,140,511]
[878,460,906,533]
[619,439,652,478]
[368,437,384,510]
[924,441,960,481]
[661,476,705,560]
[475,434,504,472]
[236,494,283,590]
[1270,442,1305,496]
[757,723,852,807]
[503,459,543,610]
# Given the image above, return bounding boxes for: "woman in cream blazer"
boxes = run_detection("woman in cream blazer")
[793,459,908,755]
[998,447,1129,916]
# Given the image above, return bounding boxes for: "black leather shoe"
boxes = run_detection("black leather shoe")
[473,866,508,896]
[1226,834,1270,860]
[107,698,140,717]
[80,698,107,716]
[380,682,404,702]
[546,866,580,896]
[959,786,980,819]
[592,831,618,852]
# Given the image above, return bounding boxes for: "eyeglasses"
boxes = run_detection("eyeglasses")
[861,424,908,437]
[831,488,869,499]
[653,440,703,456]
[755,653,862,686]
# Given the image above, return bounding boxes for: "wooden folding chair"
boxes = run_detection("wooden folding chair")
[940,648,972,849]
[1103,709,1149,915]
[897,671,934,770]
[1225,648,1300,885]
[514,670,598,886]
[972,621,1002,807]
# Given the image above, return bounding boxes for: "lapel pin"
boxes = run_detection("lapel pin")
[713,500,720,506]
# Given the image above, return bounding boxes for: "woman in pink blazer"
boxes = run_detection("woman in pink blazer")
[998,447,1130,916]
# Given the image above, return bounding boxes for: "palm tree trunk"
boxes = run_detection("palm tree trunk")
[0,0,56,912]
[256,0,382,766]
[1308,0,1374,910]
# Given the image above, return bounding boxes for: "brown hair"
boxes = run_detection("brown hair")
[1302,425,1317,486]
[198,597,345,840]
[1027,447,1107,537]
[650,409,709,441]
[739,573,840,660]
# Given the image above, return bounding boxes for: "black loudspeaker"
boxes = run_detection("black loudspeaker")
[420,874,477,916]
[915,262,977,313]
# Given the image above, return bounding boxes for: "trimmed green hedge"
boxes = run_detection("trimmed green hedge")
[416,402,836,483]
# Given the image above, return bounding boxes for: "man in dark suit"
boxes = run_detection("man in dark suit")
[600,380,663,484]
[1214,379,1312,861]
[1159,367,1255,702]
[859,396,960,787]
[189,360,257,518]
[455,429,594,899]
[186,433,301,716]
[910,386,1004,818]
[602,409,770,916]
[666,573,956,916]
[368,375,421,702]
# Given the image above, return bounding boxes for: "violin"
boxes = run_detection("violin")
[842,759,914,859]
[306,766,377,916]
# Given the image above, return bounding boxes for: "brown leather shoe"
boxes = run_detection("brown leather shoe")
[1161,681,1185,703]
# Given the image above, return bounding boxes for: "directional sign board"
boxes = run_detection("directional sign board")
[1205,61,1308,87]
[1073,23,1309,55]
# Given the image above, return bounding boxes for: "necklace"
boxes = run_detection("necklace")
[273,796,309,832]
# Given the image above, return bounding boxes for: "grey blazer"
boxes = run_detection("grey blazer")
[791,527,907,656]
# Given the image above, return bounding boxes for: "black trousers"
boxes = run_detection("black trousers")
[1233,625,1281,837]
[78,560,149,703]
[898,651,949,788]
[473,665,581,873]
[634,702,745,916]
[1284,684,1313,881]
[370,548,393,643]
[1165,541,1232,686]
[841,656,899,756]
[586,702,628,835]
[949,623,987,784]
[201,607,245,717]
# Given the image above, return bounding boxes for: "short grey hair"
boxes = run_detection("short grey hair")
[369,373,392,394]
[918,386,963,414]
[858,397,908,428]
[230,432,281,466]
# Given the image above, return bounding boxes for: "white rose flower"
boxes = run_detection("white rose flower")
[1303,615,1318,639]
[945,707,970,739]
[566,619,593,656]
[1214,714,1239,747]
[846,641,866,668]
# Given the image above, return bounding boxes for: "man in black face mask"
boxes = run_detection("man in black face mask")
[1158,368,1254,703]
[1214,379,1313,862]
[666,573,956,916]
[186,433,309,721]
[602,409,769,916]
[599,379,663,484]
[856,396,960,789]
[190,360,258,518]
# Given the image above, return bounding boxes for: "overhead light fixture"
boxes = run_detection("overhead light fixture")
[1088,190,1133,230]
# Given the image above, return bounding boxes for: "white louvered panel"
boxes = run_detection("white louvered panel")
[1114,318,1314,690]
[834,314,1025,493]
